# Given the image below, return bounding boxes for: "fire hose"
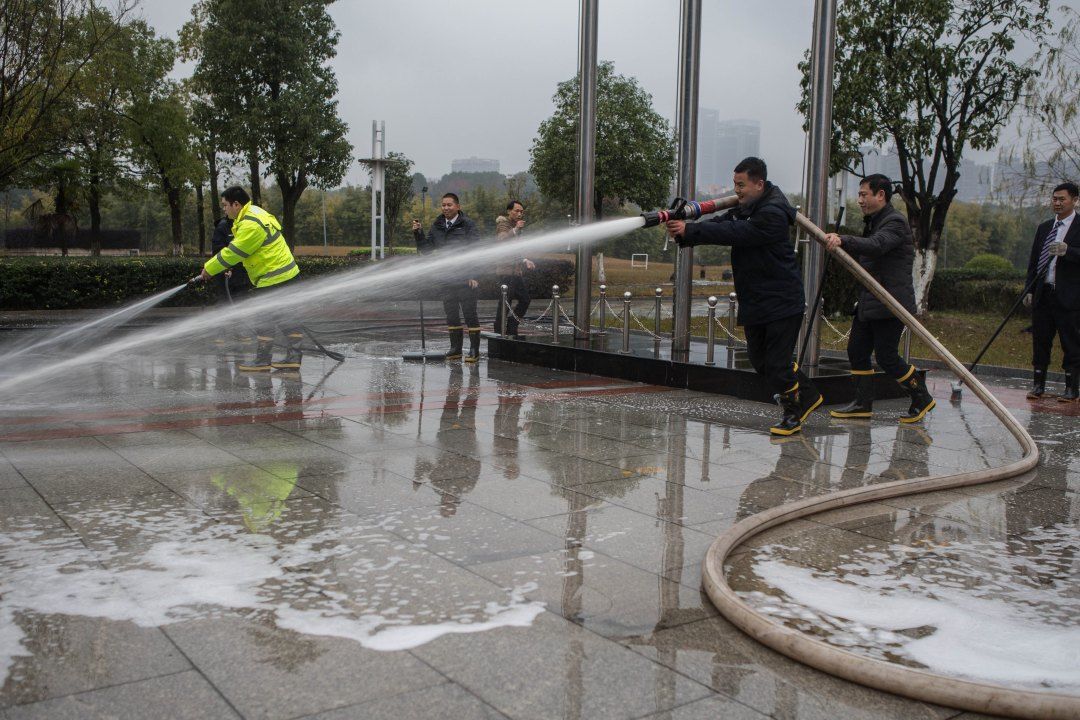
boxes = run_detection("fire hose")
[643,197,1068,718]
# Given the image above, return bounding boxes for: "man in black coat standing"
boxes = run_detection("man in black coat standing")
[412,193,482,362]
[1023,182,1080,400]
[666,157,822,436]
[823,174,934,423]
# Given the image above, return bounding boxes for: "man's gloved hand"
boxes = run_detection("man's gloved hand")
[1049,241,1068,257]
[1023,293,1033,309]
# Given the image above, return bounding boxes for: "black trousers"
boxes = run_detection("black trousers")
[443,282,479,330]
[744,313,804,395]
[1032,287,1080,372]
[493,274,531,334]
[847,316,910,378]
[252,279,302,340]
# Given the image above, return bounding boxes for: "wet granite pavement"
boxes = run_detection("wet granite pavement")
[0,319,1076,719]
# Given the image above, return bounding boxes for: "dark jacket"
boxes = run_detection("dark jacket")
[681,182,803,326]
[210,217,250,295]
[839,205,916,320]
[211,217,233,254]
[414,212,480,254]
[1026,214,1080,310]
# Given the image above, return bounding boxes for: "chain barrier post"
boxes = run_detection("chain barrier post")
[598,284,607,335]
[551,285,561,342]
[500,284,509,337]
[653,287,663,338]
[706,295,717,365]
[727,292,738,349]
[621,292,632,353]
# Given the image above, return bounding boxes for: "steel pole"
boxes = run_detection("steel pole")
[798,0,837,375]
[672,0,702,361]
[573,0,599,340]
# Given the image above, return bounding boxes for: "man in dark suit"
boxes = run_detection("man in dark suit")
[1024,182,1080,400]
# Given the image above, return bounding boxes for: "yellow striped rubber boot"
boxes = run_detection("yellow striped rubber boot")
[898,367,935,423]
[464,328,481,363]
[444,328,464,361]
[830,371,874,419]
[238,336,274,372]
[272,333,303,370]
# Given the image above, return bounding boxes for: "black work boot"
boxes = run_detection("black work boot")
[444,328,464,361]
[272,332,303,370]
[898,368,935,423]
[238,336,274,372]
[831,372,874,419]
[464,329,481,363]
[1027,367,1047,399]
[1058,372,1079,402]
[770,389,804,436]
[796,372,824,422]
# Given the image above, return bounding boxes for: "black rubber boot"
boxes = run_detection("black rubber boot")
[272,332,303,370]
[830,373,874,419]
[238,336,274,372]
[770,389,803,436]
[898,369,935,423]
[464,329,481,363]
[1057,372,1079,402]
[444,328,464,361]
[797,372,824,422]
[1027,367,1047,399]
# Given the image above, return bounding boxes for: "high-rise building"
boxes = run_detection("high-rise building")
[696,112,760,194]
[451,157,500,174]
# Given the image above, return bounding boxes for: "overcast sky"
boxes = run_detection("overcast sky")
[137,0,1068,192]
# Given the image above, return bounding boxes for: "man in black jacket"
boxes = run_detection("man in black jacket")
[1023,182,1080,400]
[412,193,482,361]
[666,157,822,436]
[823,174,934,423]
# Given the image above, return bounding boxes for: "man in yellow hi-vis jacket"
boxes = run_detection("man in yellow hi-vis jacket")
[197,186,302,371]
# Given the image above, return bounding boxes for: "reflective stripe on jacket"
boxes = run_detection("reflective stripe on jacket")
[203,203,299,288]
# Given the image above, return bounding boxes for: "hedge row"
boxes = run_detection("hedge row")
[820,264,1026,315]
[0,255,574,310]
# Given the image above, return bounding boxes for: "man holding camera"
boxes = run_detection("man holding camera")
[493,200,536,338]
[666,156,822,436]
[413,193,482,362]
[1024,182,1080,401]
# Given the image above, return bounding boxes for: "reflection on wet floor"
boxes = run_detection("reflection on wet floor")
[0,320,1077,717]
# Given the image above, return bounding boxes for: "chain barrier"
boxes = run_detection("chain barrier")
[819,312,851,345]
[711,312,747,346]
[627,308,666,340]
[557,305,589,335]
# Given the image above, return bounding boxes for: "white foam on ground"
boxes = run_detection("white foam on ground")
[740,522,1080,693]
[0,499,545,683]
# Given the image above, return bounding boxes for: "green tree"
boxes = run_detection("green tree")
[0,0,134,191]
[181,0,353,249]
[805,0,1049,312]
[530,61,675,220]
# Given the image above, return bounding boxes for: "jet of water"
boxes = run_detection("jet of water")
[0,284,189,363]
[0,216,647,395]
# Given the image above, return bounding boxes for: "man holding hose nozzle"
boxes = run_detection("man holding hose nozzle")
[1023,182,1080,401]
[412,193,482,362]
[195,186,302,372]
[666,157,823,436]
[822,174,934,423]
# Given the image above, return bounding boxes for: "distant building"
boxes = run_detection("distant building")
[846,146,996,203]
[451,157,500,174]
[696,112,760,194]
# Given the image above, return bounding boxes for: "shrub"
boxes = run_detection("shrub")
[928,268,1025,314]
[963,253,1015,273]
[0,255,574,310]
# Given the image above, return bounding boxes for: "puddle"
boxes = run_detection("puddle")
[0,499,544,683]
[736,522,1080,693]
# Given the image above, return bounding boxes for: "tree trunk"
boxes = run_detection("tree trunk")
[88,172,102,257]
[55,180,70,257]
[207,151,221,224]
[166,184,183,256]
[196,184,206,255]
[248,151,261,205]
[912,230,941,315]
[277,171,306,250]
